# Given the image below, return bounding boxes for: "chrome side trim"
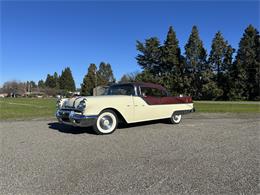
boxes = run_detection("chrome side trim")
[173,108,195,115]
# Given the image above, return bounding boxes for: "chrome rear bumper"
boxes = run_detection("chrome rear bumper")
[56,110,97,127]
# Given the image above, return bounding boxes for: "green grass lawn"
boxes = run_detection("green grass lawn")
[194,101,260,113]
[0,98,259,120]
[0,98,56,120]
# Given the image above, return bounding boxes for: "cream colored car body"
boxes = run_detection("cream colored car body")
[60,95,193,123]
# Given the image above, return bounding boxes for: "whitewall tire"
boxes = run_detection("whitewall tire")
[93,110,118,135]
[170,114,182,124]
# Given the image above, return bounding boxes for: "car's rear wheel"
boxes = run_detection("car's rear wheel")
[170,113,182,124]
[93,110,118,135]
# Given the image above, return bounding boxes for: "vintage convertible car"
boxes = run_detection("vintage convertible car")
[56,82,194,134]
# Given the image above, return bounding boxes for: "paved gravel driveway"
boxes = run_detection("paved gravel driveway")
[1,113,259,194]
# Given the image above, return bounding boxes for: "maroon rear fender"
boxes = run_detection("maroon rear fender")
[143,96,192,105]
[160,96,193,104]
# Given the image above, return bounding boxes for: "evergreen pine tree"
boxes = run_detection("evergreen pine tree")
[29,81,36,88]
[233,25,260,100]
[135,70,158,83]
[53,72,60,89]
[184,26,207,99]
[185,26,207,73]
[81,64,97,96]
[256,32,260,100]
[136,37,162,86]
[223,45,236,100]
[200,68,223,100]
[161,26,183,94]
[97,62,115,86]
[119,75,130,84]
[59,67,76,92]
[136,37,162,75]
[38,80,45,88]
[209,32,228,77]
[119,72,138,83]
[161,26,181,73]
[208,31,233,99]
[45,74,56,88]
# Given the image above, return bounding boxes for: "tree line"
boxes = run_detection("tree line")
[132,25,260,100]
[40,62,115,96]
[1,67,77,96]
[80,24,259,101]
[39,67,76,93]
[2,24,259,100]
[1,62,116,97]
[1,80,38,97]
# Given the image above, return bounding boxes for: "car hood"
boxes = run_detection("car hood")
[62,96,86,109]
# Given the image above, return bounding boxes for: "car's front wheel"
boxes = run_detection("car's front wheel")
[93,110,118,135]
[170,113,182,124]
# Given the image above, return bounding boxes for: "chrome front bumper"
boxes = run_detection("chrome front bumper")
[56,110,97,127]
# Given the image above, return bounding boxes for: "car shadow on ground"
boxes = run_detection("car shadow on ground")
[118,119,170,129]
[48,122,96,135]
[48,119,170,135]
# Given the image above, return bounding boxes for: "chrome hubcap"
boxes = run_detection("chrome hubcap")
[173,114,181,122]
[104,120,109,126]
[174,115,180,120]
[100,116,113,130]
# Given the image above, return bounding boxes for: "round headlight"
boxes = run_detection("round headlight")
[77,100,86,111]
[57,99,66,109]
[56,99,61,109]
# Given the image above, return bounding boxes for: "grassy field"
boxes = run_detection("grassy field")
[194,101,260,113]
[0,98,56,120]
[0,98,259,120]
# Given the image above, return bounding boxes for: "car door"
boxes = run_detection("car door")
[132,87,169,122]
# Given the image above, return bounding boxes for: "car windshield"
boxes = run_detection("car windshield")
[107,84,135,96]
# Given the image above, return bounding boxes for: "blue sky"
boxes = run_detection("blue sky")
[1,1,259,88]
